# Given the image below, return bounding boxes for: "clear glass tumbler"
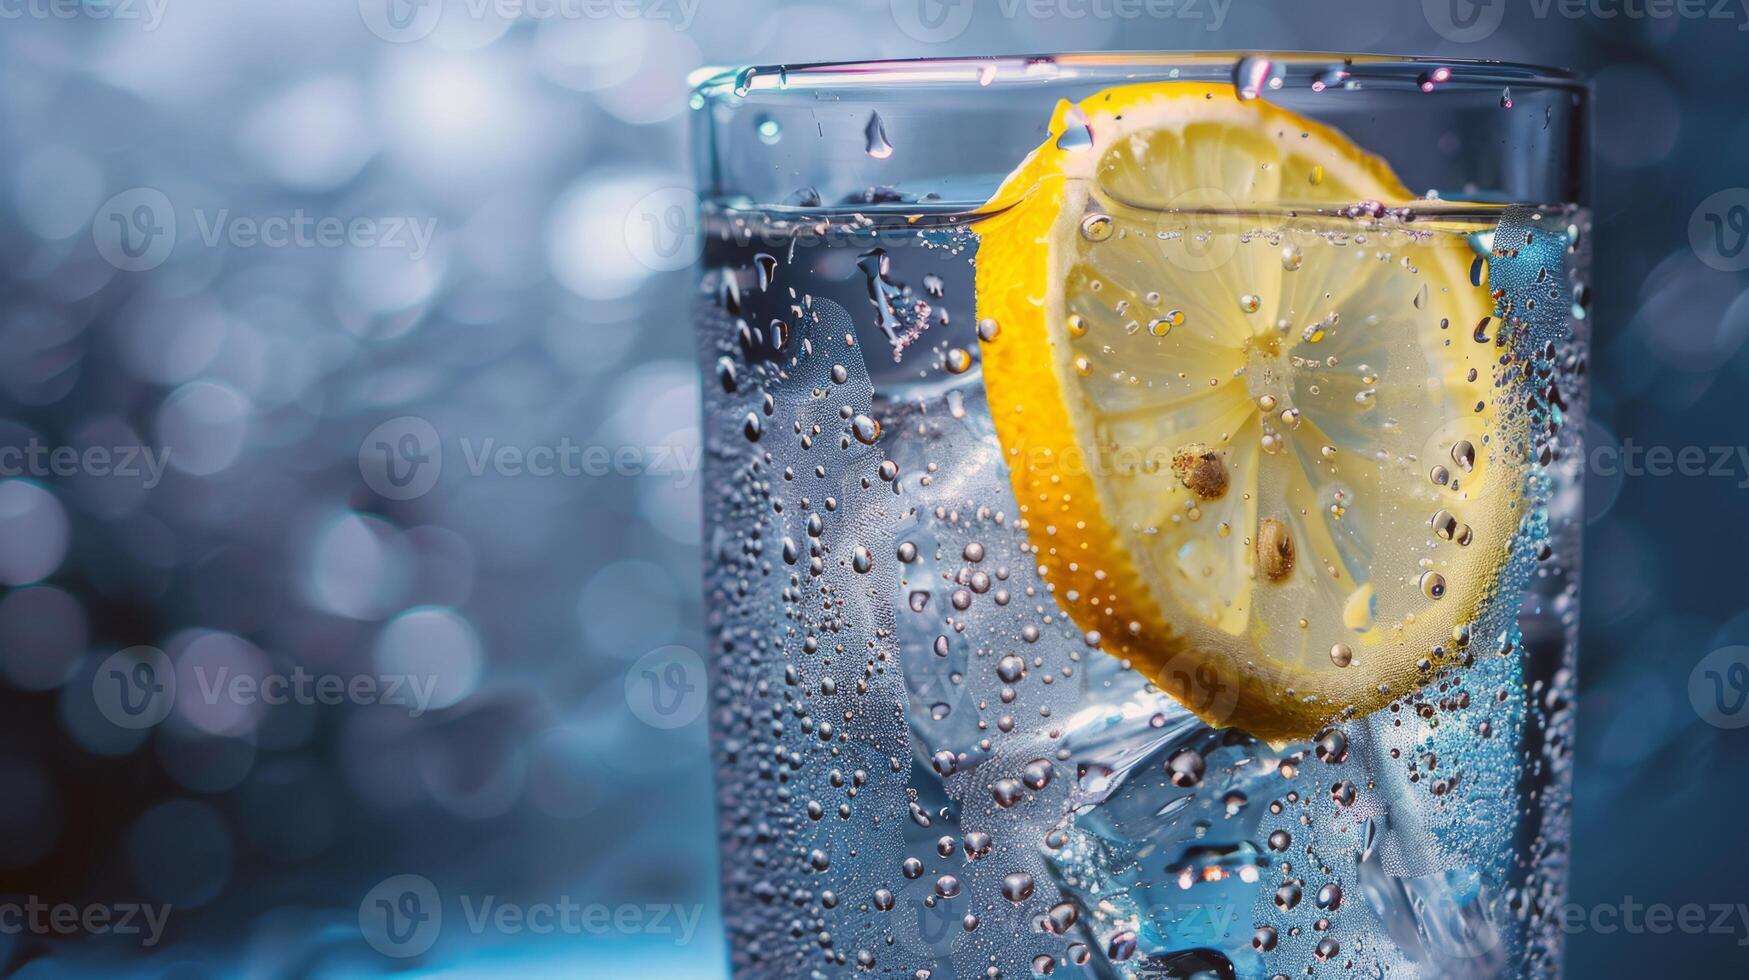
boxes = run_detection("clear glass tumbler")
[691,55,1587,979]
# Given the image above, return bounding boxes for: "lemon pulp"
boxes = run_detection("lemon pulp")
[973,82,1524,741]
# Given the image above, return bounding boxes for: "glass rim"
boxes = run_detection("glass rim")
[690,52,1585,102]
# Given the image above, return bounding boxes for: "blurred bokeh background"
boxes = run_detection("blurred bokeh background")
[0,0,1744,976]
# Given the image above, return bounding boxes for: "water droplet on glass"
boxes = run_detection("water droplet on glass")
[1166,748,1205,787]
[851,414,882,445]
[1001,871,1035,903]
[977,317,1001,342]
[1314,728,1349,764]
[1233,56,1284,101]
[1056,107,1093,151]
[1273,881,1302,910]
[864,112,894,159]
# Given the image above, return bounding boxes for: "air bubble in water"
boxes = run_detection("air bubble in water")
[1080,213,1114,242]
[1420,571,1447,600]
[1451,439,1476,472]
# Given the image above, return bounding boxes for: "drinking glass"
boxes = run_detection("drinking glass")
[690,54,1587,979]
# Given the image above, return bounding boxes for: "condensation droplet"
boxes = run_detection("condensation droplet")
[864,111,894,159]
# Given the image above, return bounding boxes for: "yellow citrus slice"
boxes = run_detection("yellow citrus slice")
[973,82,1522,742]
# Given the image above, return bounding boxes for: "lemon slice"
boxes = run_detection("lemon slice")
[973,82,1523,741]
